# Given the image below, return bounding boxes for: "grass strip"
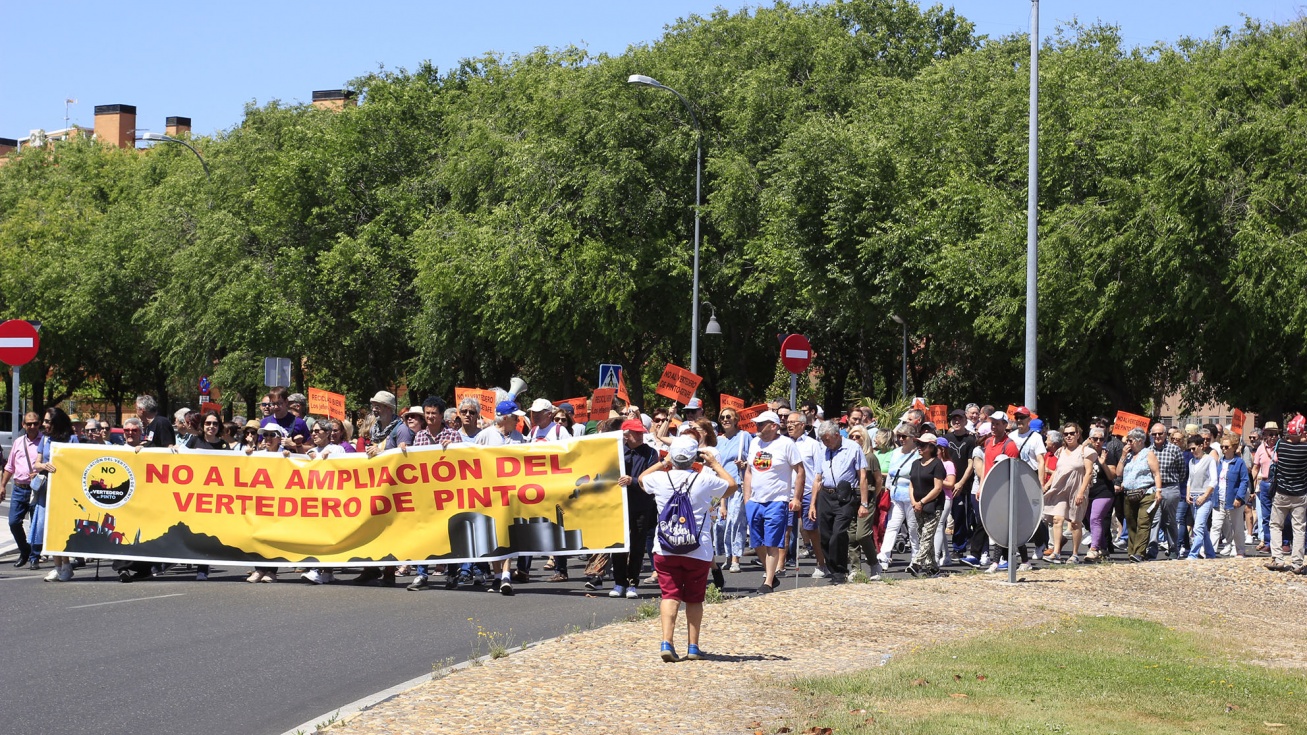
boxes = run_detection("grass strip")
[792,615,1307,734]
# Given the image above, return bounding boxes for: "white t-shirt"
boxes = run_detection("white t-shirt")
[1008,430,1047,470]
[530,423,569,443]
[791,434,822,497]
[474,427,525,446]
[746,435,802,504]
[643,468,730,562]
[309,443,344,459]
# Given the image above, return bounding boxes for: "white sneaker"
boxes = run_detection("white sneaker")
[260,572,277,583]
[44,567,61,582]
[811,567,828,579]
[986,562,1000,574]
[58,564,74,581]
[979,553,990,565]
[301,569,325,585]
[625,586,639,599]
[246,571,264,583]
[1017,562,1034,572]
[728,562,741,573]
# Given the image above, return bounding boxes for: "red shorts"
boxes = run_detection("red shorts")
[653,554,712,603]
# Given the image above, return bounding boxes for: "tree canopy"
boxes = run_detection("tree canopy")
[2,1,1304,423]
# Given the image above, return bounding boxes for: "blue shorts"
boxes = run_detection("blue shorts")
[801,492,817,531]
[747,500,791,549]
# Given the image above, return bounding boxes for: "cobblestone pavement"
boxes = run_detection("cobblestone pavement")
[326,557,1307,735]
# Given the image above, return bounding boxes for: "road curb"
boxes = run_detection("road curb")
[277,637,552,735]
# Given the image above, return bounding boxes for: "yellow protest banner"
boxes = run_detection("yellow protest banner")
[45,436,627,567]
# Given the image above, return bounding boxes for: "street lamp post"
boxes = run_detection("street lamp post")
[141,131,210,181]
[628,74,703,375]
[1025,0,1040,412]
[891,314,907,400]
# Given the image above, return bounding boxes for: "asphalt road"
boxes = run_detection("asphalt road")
[0,546,884,735]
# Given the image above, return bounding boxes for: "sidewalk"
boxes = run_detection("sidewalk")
[327,559,1307,735]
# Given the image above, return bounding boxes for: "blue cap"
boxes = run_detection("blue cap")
[495,400,525,417]
[1030,418,1044,433]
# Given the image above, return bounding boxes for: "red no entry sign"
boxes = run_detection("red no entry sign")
[780,333,812,374]
[0,320,39,367]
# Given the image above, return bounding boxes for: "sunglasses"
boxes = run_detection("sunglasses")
[260,402,271,408]
[311,427,326,433]
[460,409,478,415]
[204,421,221,427]
[1150,433,1165,437]
[1063,430,1078,436]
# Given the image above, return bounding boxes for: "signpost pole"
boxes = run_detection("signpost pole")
[10,365,18,443]
[1007,455,1017,584]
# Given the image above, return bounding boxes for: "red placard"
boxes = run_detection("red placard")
[927,404,948,428]
[654,363,702,405]
[1005,404,1039,420]
[735,403,769,433]
[199,401,223,417]
[0,319,40,367]
[616,371,630,404]
[780,334,813,374]
[720,394,745,411]
[1231,408,1246,436]
[590,388,616,419]
[1111,410,1151,437]
[558,397,589,423]
[308,387,347,421]
[454,387,497,422]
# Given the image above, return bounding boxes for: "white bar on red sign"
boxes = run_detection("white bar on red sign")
[0,338,34,348]
[784,349,809,359]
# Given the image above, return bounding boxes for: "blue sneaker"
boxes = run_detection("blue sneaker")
[960,555,980,568]
[685,644,703,660]
[608,584,626,598]
[660,641,679,663]
[997,561,1009,572]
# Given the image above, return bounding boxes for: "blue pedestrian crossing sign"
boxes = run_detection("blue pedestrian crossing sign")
[598,364,623,390]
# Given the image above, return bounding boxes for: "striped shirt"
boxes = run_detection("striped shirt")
[1273,439,1307,497]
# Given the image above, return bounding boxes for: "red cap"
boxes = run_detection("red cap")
[1014,406,1032,417]
[1288,414,1306,436]
[620,419,646,433]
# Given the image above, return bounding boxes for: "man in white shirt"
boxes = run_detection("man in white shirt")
[785,412,826,577]
[742,411,804,595]
[1009,407,1047,484]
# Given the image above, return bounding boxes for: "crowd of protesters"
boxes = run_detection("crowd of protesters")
[4,388,1305,659]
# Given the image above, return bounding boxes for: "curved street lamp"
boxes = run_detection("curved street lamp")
[141,131,210,181]
[628,74,704,374]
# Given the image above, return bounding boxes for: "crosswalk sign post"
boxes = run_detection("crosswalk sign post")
[598,364,623,390]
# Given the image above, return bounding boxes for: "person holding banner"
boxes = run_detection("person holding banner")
[365,391,411,457]
[742,411,804,595]
[456,398,483,442]
[608,419,661,598]
[639,436,736,662]
[2,412,42,570]
[35,408,79,582]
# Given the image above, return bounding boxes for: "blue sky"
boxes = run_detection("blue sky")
[1,1,1301,139]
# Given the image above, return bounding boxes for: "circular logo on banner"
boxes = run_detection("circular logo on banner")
[81,457,136,509]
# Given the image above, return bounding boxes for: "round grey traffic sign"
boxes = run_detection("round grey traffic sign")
[978,458,1043,547]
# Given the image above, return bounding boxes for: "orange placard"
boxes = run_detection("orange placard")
[199,401,223,418]
[654,363,702,405]
[454,387,497,422]
[912,397,927,411]
[558,397,589,423]
[307,387,346,421]
[591,388,616,419]
[1231,408,1246,436]
[735,403,769,433]
[927,404,948,428]
[1005,404,1038,420]
[616,371,630,404]
[1111,410,1151,437]
[720,394,745,411]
